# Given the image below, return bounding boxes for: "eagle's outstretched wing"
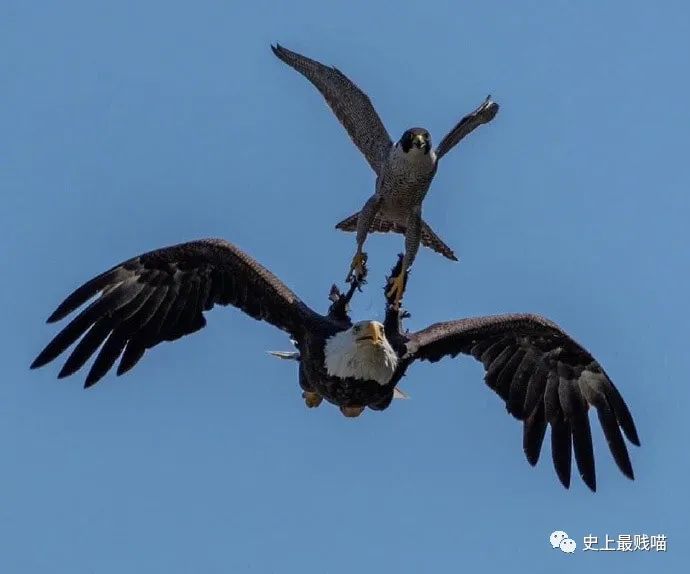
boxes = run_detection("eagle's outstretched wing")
[272,44,393,175]
[31,239,327,387]
[406,314,640,491]
[435,96,499,161]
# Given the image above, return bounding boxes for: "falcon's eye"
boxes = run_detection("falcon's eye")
[353,325,360,333]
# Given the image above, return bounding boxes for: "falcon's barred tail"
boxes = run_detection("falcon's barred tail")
[335,211,360,232]
[335,212,458,261]
[420,221,458,261]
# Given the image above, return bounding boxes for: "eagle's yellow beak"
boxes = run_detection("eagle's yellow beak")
[356,322,384,346]
[412,133,427,148]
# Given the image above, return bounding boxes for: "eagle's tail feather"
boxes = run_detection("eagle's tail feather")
[267,351,300,361]
[335,212,458,261]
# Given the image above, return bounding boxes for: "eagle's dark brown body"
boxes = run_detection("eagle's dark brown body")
[287,272,404,411]
[298,356,397,412]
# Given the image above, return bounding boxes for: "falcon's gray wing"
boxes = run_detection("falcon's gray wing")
[435,96,499,161]
[406,313,640,491]
[272,44,393,174]
[31,239,328,387]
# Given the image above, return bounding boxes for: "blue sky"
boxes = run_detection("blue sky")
[2,0,688,571]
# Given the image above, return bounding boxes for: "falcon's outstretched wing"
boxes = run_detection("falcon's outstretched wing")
[406,314,640,491]
[272,44,393,174]
[31,239,327,387]
[435,96,499,161]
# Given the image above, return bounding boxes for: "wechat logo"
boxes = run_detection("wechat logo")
[550,530,577,554]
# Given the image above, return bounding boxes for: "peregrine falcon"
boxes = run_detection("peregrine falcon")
[272,43,499,306]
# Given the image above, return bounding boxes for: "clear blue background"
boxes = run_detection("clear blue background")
[3,1,688,571]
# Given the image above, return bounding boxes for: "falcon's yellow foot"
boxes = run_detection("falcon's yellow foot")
[302,391,323,409]
[340,405,365,418]
[386,271,406,308]
[346,251,368,283]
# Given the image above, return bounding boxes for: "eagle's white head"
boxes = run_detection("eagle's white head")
[324,321,399,385]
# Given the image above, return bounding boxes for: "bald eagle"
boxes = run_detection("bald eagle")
[31,239,639,491]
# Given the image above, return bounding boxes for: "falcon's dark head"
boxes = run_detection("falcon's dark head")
[399,128,431,154]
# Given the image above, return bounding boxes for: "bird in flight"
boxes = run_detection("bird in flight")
[272,43,499,307]
[31,239,639,491]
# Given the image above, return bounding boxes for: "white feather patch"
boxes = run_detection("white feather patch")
[324,323,399,385]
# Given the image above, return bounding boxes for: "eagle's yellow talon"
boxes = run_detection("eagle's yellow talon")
[386,272,406,308]
[340,405,365,418]
[302,391,323,408]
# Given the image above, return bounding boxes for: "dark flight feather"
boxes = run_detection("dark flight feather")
[272,44,392,174]
[435,96,500,160]
[32,239,329,386]
[407,313,639,491]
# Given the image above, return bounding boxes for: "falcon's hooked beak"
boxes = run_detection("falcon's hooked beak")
[355,322,384,346]
[412,133,428,150]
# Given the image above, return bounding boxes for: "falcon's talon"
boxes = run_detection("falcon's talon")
[340,405,365,418]
[346,252,368,284]
[386,272,406,309]
[302,391,323,408]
